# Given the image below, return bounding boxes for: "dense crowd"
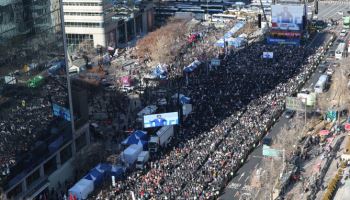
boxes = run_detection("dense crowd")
[92,33,325,199]
[0,77,68,181]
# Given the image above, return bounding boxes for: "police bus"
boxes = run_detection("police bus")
[335,42,346,59]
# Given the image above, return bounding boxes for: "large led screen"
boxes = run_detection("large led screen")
[144,112,179,128]
[271,5,304,31]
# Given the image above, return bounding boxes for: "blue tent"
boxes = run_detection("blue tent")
[133,130,148,140]
[111,165,125,179]
[85,168,104,187]
[96,163,112,173]
[180,96,191,104]
[121,130,148,149]
[183,60,201,73]
[153,64,168,79]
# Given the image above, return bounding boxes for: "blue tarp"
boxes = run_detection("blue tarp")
[183,60,201,73]
[121,130,148,150]
[87,168,104,187]
[111,165,125,178]
[215,21,246,47]
[96,163,112,172]
[180,96,191,104]
[152,64,168,79]
[48,60,65,75]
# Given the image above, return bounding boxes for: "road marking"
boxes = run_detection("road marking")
[254,163,260,169]
[227,182,241,189]
[242,185,253,192]
[245,175,250,183]
[238,172,245,181]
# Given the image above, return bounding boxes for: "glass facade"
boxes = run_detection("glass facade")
[0,0,75,192]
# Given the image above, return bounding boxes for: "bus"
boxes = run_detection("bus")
[335,42,346,59]
[314,75,329,93]
[343,16,350,29]
[211,13,236,22]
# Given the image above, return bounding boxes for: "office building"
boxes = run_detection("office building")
[0,0,90,199]
[62,0,154,49]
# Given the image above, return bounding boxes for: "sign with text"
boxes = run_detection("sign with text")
[286,97,305,111]
[144,112,179,128]
[263,145,281,157]
[53,104,71,121]
[263,52,274,59]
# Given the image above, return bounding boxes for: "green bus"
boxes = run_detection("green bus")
[27,75,44,88]
[343,16,350,29]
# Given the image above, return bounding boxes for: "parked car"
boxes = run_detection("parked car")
[326,68,334,75]
[340,29,347,37]
[262,137,272,146]
[284,109,296,119]
[318,64,327,73]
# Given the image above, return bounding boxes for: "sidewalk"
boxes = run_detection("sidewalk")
[314,133,347,199]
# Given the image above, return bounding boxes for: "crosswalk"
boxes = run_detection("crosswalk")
[319,1,350,4]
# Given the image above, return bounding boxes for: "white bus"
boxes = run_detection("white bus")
[335,42,346,59]
[314,75,329,93]
[211,14,236,22]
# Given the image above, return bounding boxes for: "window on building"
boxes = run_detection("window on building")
[7,184,22,199]
[66,34,93,49]
[44,156,57,176]
[26,168,40,187]
[65,22,103,28]
[64,12,103,16]
[63,2,102,6]
[75,132,87,152]
[60,144,72,164]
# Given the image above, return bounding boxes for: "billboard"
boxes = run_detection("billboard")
[269,30,301,38]
[271,5,304,31]
[144,112,179,128]
[53,104,72,121]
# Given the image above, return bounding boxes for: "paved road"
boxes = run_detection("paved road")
[220,32,334,200]
[317,2,350,21]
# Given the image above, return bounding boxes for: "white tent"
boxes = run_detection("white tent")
[69,179,94,199]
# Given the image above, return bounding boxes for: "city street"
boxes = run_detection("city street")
[318,1,350,21]
[220,31,334,200]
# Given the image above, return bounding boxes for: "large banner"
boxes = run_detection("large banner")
[267,37,300,45]
[271,4,304,31]
[53,104,72,121]
[144,112,178,128]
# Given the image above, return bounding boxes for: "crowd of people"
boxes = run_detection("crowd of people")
[0,76,69,182]
[92,23,326,199]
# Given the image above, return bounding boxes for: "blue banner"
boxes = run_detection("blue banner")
[267,37,300,46]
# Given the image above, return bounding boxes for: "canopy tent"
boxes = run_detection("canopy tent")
[96,163,112,173]
[171,93,191,104]
[152,64,168,79]
[111,165,125,178]
[183,60,201,73]
[85,168,104,187]
[69,179,94,199]
[121,130,148,149]
[215,21,246,47]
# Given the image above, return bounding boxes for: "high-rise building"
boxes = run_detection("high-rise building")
[62,0,154,49]
[0,0,89,199]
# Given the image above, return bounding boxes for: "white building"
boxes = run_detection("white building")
[62,0,154,49]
